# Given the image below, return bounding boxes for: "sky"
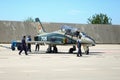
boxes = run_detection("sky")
[0,0,120,25]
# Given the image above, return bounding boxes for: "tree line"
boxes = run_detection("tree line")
[25,13,112,24]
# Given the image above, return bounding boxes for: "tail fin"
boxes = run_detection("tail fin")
[35,18,46,34]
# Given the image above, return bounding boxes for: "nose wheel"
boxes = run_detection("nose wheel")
[85,46,89,55]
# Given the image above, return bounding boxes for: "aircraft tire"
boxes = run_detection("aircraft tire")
[86,49,89,55]
[46,47,52,53]
[53,47,58,53]
[69,48,73,53]
[69,46,76,53]
[51,45,57,53]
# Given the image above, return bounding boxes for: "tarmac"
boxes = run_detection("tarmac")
[0,44,120,80]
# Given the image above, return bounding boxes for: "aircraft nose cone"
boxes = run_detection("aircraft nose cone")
[81,37,95,46]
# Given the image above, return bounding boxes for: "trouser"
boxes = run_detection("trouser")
[35,44,39,51]
[19,45,28,55]
[77,48,82,56]
[28,44,31,52]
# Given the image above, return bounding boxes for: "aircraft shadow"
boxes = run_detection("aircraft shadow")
[29,51,104,55]
[89,52,105,55]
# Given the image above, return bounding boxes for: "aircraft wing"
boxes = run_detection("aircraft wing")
[14,40,95,46]
[26,41,65,45]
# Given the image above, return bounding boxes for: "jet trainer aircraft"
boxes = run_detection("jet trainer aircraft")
[33,18,95,54]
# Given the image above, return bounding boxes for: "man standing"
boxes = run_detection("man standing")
[35,42,39,51]
[27,35,32,52]
[19,36,28,55]
[77,36,82,57]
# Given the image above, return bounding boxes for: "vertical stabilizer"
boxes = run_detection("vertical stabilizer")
[35,18,46,34]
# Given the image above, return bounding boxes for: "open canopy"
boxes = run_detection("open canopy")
[61,25,78,33]
[61,25,80,37]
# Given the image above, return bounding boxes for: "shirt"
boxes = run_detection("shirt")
[77,39,81,48]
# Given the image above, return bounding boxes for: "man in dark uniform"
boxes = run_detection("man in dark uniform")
[27,35,32,52]
[19,36,28,55]
[35,42,40,51]
[75,31,80,37]
[77,36,82,57]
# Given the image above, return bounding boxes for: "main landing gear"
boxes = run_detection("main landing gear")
[46,45,58,53]
[46,45,89,54]
[69,45,76,53]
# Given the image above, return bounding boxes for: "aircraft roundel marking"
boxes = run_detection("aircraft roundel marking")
[63,38,67,44]
[38,24,41,30]
[41,36,47,41]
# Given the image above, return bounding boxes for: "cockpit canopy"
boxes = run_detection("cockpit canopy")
[61,25,80,36]
[61,25,78,33]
